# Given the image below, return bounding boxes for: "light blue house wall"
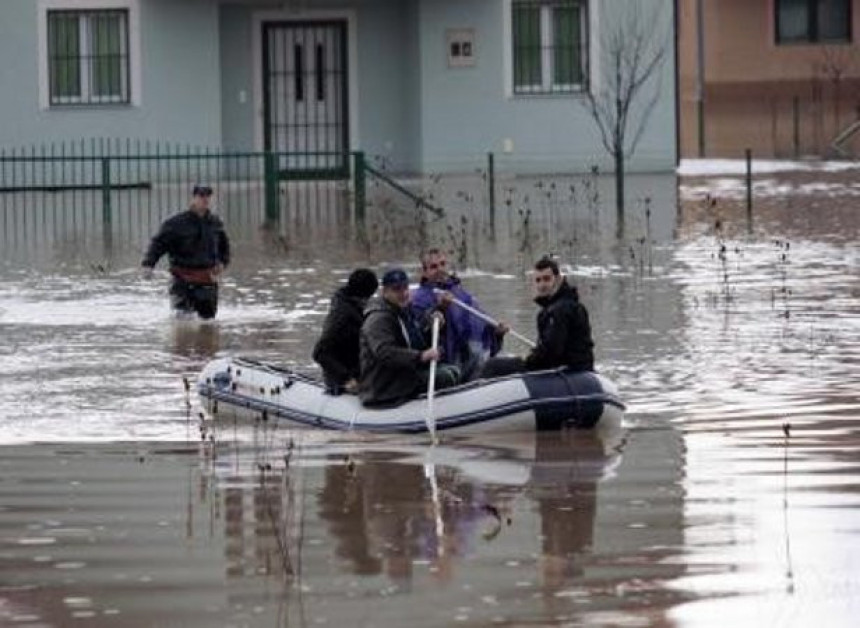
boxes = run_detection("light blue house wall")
[218,0,423,170]
[0,0,676,173]
[0,0,222,148]
[415,0,676,173]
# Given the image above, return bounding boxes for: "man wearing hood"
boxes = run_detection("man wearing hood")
[359,268,460,407]
[480,256,594,378]
[313,268,379,394]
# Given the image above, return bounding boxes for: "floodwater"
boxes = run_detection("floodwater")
[1,169,858,627]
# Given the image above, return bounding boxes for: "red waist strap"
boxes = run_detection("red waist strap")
[171,267,216,284]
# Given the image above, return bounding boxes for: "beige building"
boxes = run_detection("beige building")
[679,0,860,158]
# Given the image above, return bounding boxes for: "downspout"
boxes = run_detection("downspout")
[674,0,680,165]
[695,0,706,157]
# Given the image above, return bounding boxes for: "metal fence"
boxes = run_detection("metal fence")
[0,139,372,250]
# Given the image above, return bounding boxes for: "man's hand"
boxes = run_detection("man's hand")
[430,310,446,328]
[420,348,441,363]
[496,321,510,336]
[343,378,359,393]
[435,291,453,310]
[210,263,225,282]
[141,266,154,280]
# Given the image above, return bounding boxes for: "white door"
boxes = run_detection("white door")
[263,21,348,175]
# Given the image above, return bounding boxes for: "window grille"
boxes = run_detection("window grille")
[513,0,588,95]
[48,9,131,106]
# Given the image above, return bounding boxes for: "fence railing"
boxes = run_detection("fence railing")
[0,140,381,249]
[1,141,555,257]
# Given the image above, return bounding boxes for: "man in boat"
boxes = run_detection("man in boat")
[359,268,460,407]
[479,256,594,378]
[410,248,508,380]
[313,268,379,394]
[141,184,231,319]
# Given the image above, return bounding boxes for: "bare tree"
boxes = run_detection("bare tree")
[581,1,669,236]
[816,45,857,149]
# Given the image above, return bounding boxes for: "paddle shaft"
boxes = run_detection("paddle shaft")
[433,289,536,349]
[426,316,441,442]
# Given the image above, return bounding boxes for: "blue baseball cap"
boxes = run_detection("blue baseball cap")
[381,268,409,289]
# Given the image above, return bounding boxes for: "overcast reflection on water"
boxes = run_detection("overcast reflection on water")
[0,170,858,626]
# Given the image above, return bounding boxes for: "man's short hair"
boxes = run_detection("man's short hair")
[534,255,560,275]
[420,247,444,269]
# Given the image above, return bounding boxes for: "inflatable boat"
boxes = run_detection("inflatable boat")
[197,357,625,434]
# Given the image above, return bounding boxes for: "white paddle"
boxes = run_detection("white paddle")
[433,288,536,349]
[426,315,441,444]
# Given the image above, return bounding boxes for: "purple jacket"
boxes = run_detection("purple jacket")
[410,276,501,370]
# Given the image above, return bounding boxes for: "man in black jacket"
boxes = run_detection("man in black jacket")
[358,268,459,407]
[313,268,379,394]
[141,185,231,319]
[480,256,594,378]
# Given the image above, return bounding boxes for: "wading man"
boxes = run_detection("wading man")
[141,184,231,320]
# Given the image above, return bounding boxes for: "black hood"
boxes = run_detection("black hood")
[333,285,368,312]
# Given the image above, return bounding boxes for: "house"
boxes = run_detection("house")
[0,0,677,177]
[679,0,860,158]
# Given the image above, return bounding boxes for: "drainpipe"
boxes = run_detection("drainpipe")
[696,0,706,157]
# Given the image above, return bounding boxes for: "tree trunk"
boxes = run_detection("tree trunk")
[614,149,625,238]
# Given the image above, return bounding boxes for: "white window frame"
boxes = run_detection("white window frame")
[37,0,142,109]
[504,0,596,98]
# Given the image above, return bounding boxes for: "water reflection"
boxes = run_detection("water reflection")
[195,427,636,621]
[169,320,222,359]
[531,432,609,597]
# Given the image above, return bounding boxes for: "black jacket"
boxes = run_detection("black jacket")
[525,278,594,372]
[141,209,230,271]
[312,287,367,388]
[358,296,427,407]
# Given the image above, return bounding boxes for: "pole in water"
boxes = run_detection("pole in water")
[426,316,441,444]
[745,148,753,232]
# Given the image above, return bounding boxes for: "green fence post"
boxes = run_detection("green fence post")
[353,151,366,223]
[101,157,112,228]
[264,151,279,224]
[487,151,496,230]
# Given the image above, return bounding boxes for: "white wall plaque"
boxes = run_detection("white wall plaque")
[447,28,475,68]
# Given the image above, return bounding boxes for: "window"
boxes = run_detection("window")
[776,0,851,44]
[512,0,587,95]
[47,9,130,105]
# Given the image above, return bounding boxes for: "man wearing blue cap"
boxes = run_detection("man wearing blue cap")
[358,268,460,407]
[141,184,230,319]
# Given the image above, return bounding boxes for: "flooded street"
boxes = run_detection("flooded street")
[1,169,858,626]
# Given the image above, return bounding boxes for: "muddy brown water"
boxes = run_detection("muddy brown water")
[1,171,858,626]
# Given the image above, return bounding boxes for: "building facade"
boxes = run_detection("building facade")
[679,0,860,158]
[0,0,677,175]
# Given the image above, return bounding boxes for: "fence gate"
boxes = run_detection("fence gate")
[263,20,349,179]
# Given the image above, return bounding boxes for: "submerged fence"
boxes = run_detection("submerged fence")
[0,139,375,252]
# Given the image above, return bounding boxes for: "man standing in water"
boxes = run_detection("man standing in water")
[141,184,231,320]
[480,256,594,378]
